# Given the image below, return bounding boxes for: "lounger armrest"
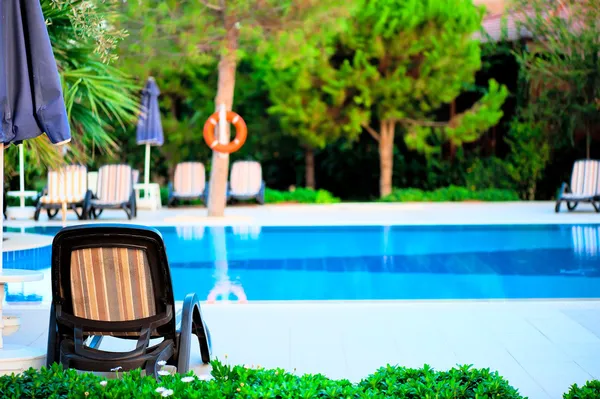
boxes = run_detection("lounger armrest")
[558,182,571,198]
[177,293,211,373]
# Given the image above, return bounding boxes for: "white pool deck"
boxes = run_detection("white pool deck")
[4,201,600,399]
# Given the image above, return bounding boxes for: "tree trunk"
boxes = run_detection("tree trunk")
[207,17,239,217]
[527,183,536,201]
[379,119,395,198]
[305,147,315,189]
[586,128,591,159]
[448,100,456,161]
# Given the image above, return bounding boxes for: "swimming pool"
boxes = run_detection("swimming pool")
[4,224,600,302]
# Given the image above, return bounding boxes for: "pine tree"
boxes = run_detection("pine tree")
[338,0,509,197]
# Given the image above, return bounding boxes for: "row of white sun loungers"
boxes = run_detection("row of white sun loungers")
[30,160,265,221]
[8,158,600,222]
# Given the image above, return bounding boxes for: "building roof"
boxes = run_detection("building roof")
[475,3,572,43]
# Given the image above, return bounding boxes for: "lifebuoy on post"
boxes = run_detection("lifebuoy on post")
[203,110,247,154]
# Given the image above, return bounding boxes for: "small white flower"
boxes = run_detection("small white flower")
[110,366,122,372]
[99,381,107,387]
[155,387,166,393]
[158,370,171,376]
[157,360,167,366]
[181,376,195,383]
[244,364,252,369]
[161,389,174,397]
[198,374,213,381]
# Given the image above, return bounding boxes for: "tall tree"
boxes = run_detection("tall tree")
[262,39,366,188]
[337,0,508,197]
[510,0,599,158]
[117,0,352,216]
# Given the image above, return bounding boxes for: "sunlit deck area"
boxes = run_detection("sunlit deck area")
[3,202,600,399]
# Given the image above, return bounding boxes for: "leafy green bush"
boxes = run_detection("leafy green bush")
[380,186,519,202]
[565,380,600,399]
[465,157,514,192]
[265,187,341,204]
[0,361,529,399]
[504,119,551,200]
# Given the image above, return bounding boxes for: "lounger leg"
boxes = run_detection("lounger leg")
[567,201,578,211]
[124,205,132,220]
[593,202,600,213]
[47,209,59,219]
[257,184,265,205]
[34,203,43,221]
[46,303,59,367]
[82,190,92,220]
[177,293,212,374]
[555,200,562,213]
[72,204,84,220]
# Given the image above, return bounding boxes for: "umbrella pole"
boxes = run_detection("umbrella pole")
[1,145,3,272]
[19,145,24,208]
[144,143,150,199]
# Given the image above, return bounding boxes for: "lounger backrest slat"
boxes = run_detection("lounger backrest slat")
[45,165,88,203]
[230,161,262,195]
[70,247,157,323]
[174,162,205,195]
[96,165,133,204]
[571,160,600,197]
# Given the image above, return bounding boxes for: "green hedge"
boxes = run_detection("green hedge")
[0,361,597,398]
[380,186,520,202]
[265,188,341,204]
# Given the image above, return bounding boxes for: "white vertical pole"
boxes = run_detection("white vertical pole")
[19,144,24,208]
[218,104,227,159]
[0,145,4,273]
[144,142,151,199]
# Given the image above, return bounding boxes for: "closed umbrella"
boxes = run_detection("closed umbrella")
[0,0,70,358]
[136,77,164,198]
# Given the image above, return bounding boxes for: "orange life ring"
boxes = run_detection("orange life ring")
[202,111,247,154]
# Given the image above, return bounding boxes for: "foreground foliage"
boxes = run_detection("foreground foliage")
[380,186,519,202]
[0,361,528,399]
[565,380,600,399]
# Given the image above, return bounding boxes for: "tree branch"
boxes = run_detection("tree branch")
[362,123,381,141]
[200,0,223,11]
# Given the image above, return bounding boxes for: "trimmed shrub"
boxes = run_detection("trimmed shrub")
[564,380,600,399]
[380,186,519,202]
[0,361,528,399]
[265,187,341,204]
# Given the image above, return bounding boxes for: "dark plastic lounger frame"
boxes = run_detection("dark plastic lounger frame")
[227,181,266,205]
[167,182,208,207]
[87,191,136,220]
[34,189,92,221]
[555,182,600,213]
[47,224,211,378]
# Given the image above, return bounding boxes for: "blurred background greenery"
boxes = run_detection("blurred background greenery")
[5,0,598,203]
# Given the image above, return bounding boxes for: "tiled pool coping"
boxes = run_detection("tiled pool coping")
[3,202,600,228]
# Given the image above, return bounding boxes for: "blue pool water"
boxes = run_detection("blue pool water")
[4,224,600,302]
